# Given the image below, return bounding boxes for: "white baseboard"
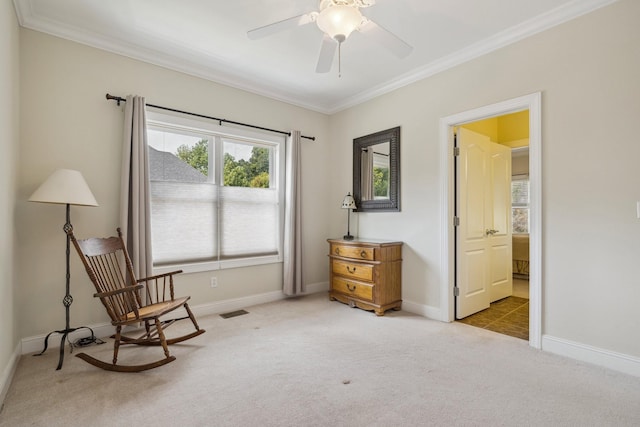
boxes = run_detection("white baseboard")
[20,285,330,355]
[21,323,115,355]
[192,281,329,318]
[190,290,285,318]
[401,299,442,320]
[1,343,21,408]
[542,335,640,378]
[302,281,329,295]
[14,294,640,384]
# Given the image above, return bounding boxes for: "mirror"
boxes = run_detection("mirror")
[353,126,400,212]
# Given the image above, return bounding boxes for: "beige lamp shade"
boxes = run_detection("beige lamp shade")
[29,169,99,206]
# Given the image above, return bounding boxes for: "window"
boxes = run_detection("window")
[511,175,529,234]
[146,112,285,273]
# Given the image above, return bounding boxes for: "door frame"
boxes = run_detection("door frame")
[439,92,542,348]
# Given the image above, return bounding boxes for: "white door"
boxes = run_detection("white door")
[488,143,513,302]
[456,128,491,318]
[456,128,512,319]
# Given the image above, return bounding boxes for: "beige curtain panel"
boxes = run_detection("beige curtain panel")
[283,130,303,296]
[361,147,374,201]
[119,95,153,280]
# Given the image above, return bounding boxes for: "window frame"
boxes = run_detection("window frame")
[146,111,286,275]
[511,173,530,234]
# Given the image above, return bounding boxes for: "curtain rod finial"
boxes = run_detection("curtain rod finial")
[106,93,123,106]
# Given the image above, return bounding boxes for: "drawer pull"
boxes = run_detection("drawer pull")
[335,248,340,255]
[346,266,357,274]
[346,283,357,292]
[360,250,367,258]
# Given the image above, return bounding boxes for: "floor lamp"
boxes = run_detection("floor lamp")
[29,169,99,370]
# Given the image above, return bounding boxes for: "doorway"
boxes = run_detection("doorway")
[455,123,529,340]
[439,93,542,349]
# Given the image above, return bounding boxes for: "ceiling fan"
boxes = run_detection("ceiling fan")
[247,0,413,75]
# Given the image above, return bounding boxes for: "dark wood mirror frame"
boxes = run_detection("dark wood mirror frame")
[353,126,400,212]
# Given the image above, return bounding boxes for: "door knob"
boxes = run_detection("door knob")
[485,229,499,236]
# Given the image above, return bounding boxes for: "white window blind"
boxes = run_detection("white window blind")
[150,181,217,265]
[146,112,284,271]
[219,186,278,259]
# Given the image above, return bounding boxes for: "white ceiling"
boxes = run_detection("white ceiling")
[13,0,616,114]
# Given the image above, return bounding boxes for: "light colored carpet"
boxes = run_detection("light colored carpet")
[2,293,639,426]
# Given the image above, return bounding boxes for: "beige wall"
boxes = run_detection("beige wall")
[329,0,640,357]
[16,29,330,339]
[1,0,20,397]
[8,0,640,376]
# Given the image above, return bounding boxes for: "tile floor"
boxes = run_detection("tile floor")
[457,279,529,340]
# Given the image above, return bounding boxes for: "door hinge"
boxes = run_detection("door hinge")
[453,287,460,297]
[453,146,460,156]
[453,216,460,227]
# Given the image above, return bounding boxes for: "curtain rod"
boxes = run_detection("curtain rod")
[106,94,315,141]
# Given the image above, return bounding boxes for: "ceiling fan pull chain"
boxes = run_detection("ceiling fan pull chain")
[338,42,342,78]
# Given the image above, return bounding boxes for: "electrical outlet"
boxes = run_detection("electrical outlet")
[210,277,218,288]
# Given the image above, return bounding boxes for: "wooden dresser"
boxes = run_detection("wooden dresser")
[327,238,402,316]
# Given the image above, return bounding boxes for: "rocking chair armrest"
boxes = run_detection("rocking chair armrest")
[136,270,183,302]
[94,284,144,298]
[136,270,183,283]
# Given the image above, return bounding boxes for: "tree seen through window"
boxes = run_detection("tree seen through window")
[175,139,270,188]
[373,167,389,198]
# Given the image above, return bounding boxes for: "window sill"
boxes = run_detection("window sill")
[153,254,282,275]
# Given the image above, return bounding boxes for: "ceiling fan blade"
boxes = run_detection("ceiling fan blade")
[247,13,315,40]
[316,35,337,73]
[358,19,413,58]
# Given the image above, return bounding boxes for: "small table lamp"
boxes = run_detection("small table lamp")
[341,192,357,240]
[29,169,99,370]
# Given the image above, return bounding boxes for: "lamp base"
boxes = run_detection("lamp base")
[34,325,96,370]
[343,234,354,241]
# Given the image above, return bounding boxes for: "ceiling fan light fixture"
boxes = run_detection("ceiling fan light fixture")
[316,5,363,42]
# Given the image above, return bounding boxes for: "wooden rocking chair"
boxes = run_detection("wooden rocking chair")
[68,227,205,372]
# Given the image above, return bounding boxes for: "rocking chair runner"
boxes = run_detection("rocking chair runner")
[68,227,205,372]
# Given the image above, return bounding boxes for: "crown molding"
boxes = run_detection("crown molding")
[14,0,618,115]
[327,0,618,113]
[13,0,333,114]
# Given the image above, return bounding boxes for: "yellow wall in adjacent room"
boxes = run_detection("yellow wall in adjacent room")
[460,117,498,141]
[498,110,529,145]
[461,110,529,147]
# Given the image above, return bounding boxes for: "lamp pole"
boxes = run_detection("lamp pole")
[34,203,95,370]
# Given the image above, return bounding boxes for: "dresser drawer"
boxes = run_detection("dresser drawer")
[331,244,374,261]
[332,276,373,301]
[332,259,373,282]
